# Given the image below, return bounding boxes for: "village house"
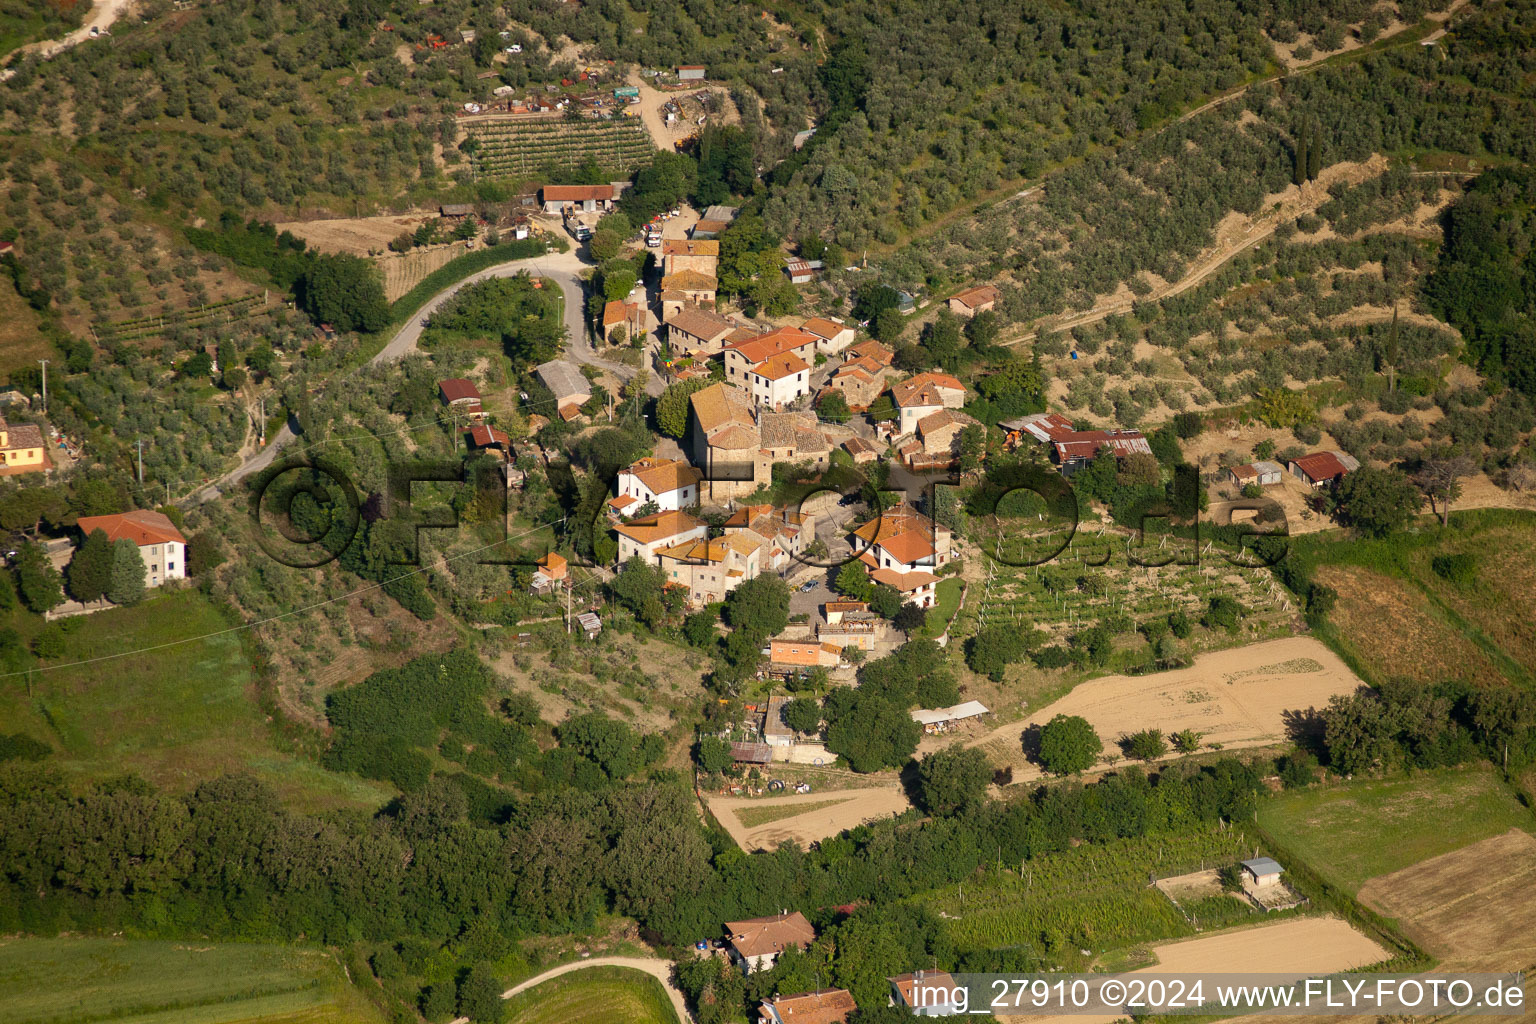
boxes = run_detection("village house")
[818,606,881,650]
[722,503,814,572]
[852,504,953,577]
[758,410,833,476]
[800,316,856,356]
[529,551,567,595]
[723,326,819,386]
[1289,450,1359,489]
[724,911,815,973]
[1228,461,1285,488]
[612,509,709,566]
[888,971,964,1016]
[657,533,766,606]
[534,360,592,420]
[820,339,896,412]
[689,382,762,499]
[759,988,856,1024]
[890,372,966,435]
[660,238,720,276]
[913,408,976,468]
[768,639,843,672]
[601,299,645,344]
[745,351,811,410]
[947,284,998,318]
[841,436,881,465]
[871,566,940,609]
[659,268,718,317]
[75,510,186,589]
[610,456,702,515]
[539,183,614,214]
[665,306,739,356]
[0,412,48,475]
[438,378,486,422]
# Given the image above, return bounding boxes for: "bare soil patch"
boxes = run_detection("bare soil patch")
[707,786,914,851]
[1358,828,1536,966]
[969,637,1365,779]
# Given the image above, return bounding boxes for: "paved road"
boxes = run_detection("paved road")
[490,956,691,1023]
[191,243,656,504]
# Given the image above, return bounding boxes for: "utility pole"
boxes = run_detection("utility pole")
[37,359,47,413]
[259,396,266,444]
[136,438,144,484]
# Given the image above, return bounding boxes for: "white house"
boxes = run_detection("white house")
[612,509,709,566]
[724,912,815,974]
[800,316,856,356]
[890,372,966,435]
[889,971,964,1016]
[75,510,187,589]
[746,352,811,410]
[611,456,702,514]
[851,504,953,575]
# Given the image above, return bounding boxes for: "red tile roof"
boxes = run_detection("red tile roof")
[761,989,857,1024]
[76,510,186,547]
[950,284,998,309]
[725,911,815,959]
[542,184,614,201]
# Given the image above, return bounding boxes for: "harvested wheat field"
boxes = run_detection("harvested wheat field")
[1359,828,1536,966]
[277,211,436,256]
[707,786,913,851]
[999,917,1388,1024]
[972,637,1364,779]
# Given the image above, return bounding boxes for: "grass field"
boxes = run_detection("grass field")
[0,282,51,379]
[505,966,679,1024]
[733,798,843,829]
[0,937,383,1024]
[1258,769,1535,892]
[0,590,393,812]
[1292,510,1536,689]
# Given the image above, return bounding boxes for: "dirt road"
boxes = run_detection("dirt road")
[968,637,1365,781]
[484,956,690,1024]
[1,0,136,76]
[707,785,914,850]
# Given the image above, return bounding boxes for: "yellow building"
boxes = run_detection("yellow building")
[0,413,47,475]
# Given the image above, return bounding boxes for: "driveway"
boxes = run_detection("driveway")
[490,956,691,1024]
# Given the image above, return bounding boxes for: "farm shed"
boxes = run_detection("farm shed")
[1229,460,1284,487]
[731,741,772,765]
[1289,450,1359,488]
[439,203,475,219]
[677,64,707,80]
[1241,857,1283,889]
[911,700,989,734]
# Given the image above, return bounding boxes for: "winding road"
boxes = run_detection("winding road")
[489,956,691,1023]
[0,0,137,79]
[191,243,648,504]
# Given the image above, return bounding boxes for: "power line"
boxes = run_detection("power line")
[0,516,569,680]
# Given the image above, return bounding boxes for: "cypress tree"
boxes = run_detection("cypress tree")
[107,538,146,606]
[67,528,113,605]
[1307,121,1322,180]
[1292,130,1307,186]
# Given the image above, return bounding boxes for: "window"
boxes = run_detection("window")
[167,563,176,572]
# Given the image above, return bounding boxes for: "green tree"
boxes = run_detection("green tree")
[656,377,711,438]
[1123,728,1167,762]
[1335,466,1422,538]
[299,253,389,333]
[107,538,146,605]
[588,228,622,262]
[1323,692,1401,775]
[834,560,873,601]
[14,542,64,613]
[67,528,113,605]
[824,687,922,772]
[457,963,504,1023]
[1292,128,1307,187]
[783,696,822,735]
[1171,729,1203,753]
[723,575,790,639]
[1306,121,1322,181]
[695,735,732,773]
[818,390,852,424]
[916,744,992,816]
[1038,714,1102,775]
